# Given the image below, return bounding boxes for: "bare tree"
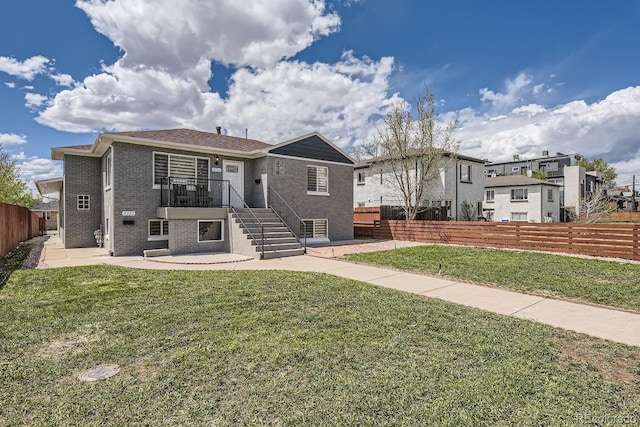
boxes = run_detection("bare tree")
[459,200,477,221]
[373,88,460,220]
[577,186,615,223]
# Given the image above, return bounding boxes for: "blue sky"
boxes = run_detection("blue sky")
[1,0,640,192]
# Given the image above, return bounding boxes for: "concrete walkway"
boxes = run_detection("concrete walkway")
[34,235,640,347]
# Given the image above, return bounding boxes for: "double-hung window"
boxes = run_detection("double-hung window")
[486,190,495,202]
[511,188,528,201]
[357,171,366,185]
[547,189,554,202]
[307,165,329,195]
[153,152,209,187]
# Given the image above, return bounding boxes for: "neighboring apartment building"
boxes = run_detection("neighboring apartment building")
[30,200,59,231]
[484,151,602,217]
[354,152,485,220]
[484,175,560,223]
[36,128,354,258]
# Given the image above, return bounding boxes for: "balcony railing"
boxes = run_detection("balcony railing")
[159,177,230,208]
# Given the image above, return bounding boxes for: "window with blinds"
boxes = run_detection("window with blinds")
[153,152,210,186]
[300,219,328,239]
[307,165,328,194]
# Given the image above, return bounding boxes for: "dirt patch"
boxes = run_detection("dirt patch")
[35,333,90,358]
[552,334,640,388]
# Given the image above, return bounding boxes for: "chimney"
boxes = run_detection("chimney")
[216,126,222,135]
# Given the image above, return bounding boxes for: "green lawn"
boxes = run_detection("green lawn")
[344,245,640,312]
[1,266,638,425]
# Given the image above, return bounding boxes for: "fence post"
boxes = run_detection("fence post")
[633,224,639,261]
[567,224,573,253]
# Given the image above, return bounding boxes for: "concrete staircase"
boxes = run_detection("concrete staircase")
[230,208,305,259]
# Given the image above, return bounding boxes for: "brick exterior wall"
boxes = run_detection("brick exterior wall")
[109,142,244,256]
[169,219,228,255]
[266,155,354,241]
[63,155,102,248]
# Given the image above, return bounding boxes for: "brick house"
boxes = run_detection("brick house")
[36,128,354,259]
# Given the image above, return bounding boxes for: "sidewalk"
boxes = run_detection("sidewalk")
[34,235,640,347]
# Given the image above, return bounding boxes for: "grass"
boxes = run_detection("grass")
[343,245,640,312]
[0,245,31,288]
[1,266,639,425]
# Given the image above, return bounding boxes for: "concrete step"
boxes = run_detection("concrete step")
[233,213,280,221]
[251,237,299,245]
[262,242,303,251]
[243,226,290,234]
[261,248,306,259]
[143,248,170,258]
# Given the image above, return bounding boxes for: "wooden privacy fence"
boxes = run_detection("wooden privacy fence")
[0,202,45,258]
[371,220,640,261]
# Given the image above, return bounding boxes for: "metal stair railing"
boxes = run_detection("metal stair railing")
[229,185,265,259]
[267,186,307,253]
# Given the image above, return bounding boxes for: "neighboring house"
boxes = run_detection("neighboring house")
[484,175,560,223]
[484,151,603,218]
[353,152,485,220]
[607,186,639,211]
[30,200,59,231]
[36,128,354,258]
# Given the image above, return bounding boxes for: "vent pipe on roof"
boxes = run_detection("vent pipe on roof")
[216,126,222,134]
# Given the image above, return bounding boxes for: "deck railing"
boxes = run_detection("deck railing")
[159,177,230,208]
[268,187,307,253]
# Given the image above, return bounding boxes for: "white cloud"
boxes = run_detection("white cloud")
[25,93,48,109]
[38,52,398,147]
[479,73,533,110]
[76,0,340,69]
[5,82,15,88]
[51,73,76,87]
[15,155,63,196]
[0,55,50,80]
[457,85,640,185]
[0,133,27,144]
[32,1,398,147]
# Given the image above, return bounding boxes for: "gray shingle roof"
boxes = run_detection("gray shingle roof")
[108,128,270,152]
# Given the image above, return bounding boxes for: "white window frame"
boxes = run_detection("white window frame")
[197,220,224,243]
[43,211,52,221]
[105,151,112,190]
[511,212,528,222]
[357,171,366,185]
[486,190,495,202]
[148,219,169,241]
[459,164,472,183]
[301,219,328,240]
[307,165,329,196]
[547,188,554,202]
[510,188,528,201]
[77,195,90,210]
[153,151,210,189]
